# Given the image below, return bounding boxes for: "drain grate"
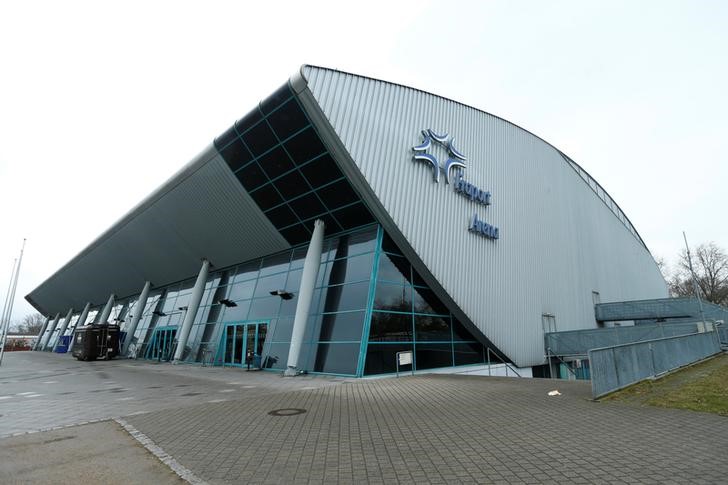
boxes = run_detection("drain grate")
[268,408,306,417]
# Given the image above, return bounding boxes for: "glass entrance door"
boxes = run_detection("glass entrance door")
[146,327,177,361]
[221,322,268,367]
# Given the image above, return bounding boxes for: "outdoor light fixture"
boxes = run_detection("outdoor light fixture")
[152,310,167,317]
[270,290,294,300]
[113,317,125,323]
[218,299,237,307]
[178,306,188,311]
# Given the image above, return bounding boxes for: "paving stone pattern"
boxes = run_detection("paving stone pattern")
[126,374,728,484]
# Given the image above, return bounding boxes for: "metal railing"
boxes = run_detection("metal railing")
[486,347,522,377]
[588,330,721,398]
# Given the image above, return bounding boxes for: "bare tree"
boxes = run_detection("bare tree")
[669,242,728,306]
[16,313,45,335]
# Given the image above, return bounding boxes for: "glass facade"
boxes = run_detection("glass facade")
[214,83,374,246]
[121,225,488,377]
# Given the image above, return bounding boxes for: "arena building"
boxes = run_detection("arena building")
[26,66,667,377]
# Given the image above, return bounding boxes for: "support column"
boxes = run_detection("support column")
[173,260,210,362]
[98,294,115,324]
[52,308,74,351]
[122,281,150,357]
[42,313,61,351]
[33,316,51,351]
[285,219,325,377]
[76,302,91,329]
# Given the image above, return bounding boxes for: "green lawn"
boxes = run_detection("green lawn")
[605,353,728,416]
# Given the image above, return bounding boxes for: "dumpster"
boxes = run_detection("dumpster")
[71,323,121,361]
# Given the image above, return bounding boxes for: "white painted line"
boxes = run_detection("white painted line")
[218,389,235,393]
[241,385,256,389]
[0,396,12,400]
[42,381,59,384]
[115,418,207,485]
[117,397,135,401]
[206,399,228,403]
[16,392,34,396]
[24,394,43,398]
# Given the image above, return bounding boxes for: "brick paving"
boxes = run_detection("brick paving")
[2,352,728,483]
[125,374,728,484]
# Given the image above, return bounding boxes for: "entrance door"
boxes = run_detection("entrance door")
[146,327,177,361]
[221,322,268,367]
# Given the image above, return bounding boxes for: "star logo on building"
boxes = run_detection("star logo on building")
[412,129,467,184]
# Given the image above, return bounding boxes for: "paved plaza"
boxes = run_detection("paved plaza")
[2,352,728,484]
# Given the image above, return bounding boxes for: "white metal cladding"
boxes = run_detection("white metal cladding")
[300,66,668,367]
[27,145,289,316]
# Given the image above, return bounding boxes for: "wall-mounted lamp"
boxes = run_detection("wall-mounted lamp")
[113,318,125,323]
[152,310,167,317]
[178,306,188,311]
[270,290,294,300]
[218,299,237,307]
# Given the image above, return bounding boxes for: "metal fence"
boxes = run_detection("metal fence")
[595,297,728,324]
[588,330,722,398]
[545,322,701,356]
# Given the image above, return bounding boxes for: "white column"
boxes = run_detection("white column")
[173,260,210,362]
[42,313,61,351]
[76,302,91,329]
[98,294,115,324]
[122,281,151,357]
[33,316,51,350]
[285,219,325,376]
[52,308,74,351]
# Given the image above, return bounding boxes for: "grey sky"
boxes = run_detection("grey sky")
[1,0,726,320]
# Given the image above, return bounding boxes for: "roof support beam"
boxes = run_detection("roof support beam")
[122,281,150,357]
[173,261,209,363]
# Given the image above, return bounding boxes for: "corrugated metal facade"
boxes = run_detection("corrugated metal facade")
[300,66,667,367]
[27,146,289,315]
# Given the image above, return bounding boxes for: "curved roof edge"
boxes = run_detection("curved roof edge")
[298,64,651,255]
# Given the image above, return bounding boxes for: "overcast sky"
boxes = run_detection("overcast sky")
[1,0,726,321]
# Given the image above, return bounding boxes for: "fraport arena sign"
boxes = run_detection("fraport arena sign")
[412,129,499,240]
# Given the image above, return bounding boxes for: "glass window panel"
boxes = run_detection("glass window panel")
[227,279,256,301]
[413,287,449,315]
[279,224,310,246]
[236,162,268,191]
[415,343,453,370]
[310,343,359,375]
[415,315,451,341]
[234,260,260,282]
[316,179,359,211]
[220,300,251,322]
[265,204,299,228]
[260,252,291,276]
[254,273,288,298]
[290,193,326,221]
[347,225,378,254]
[310,311,366,342]
[273,170,310,198]
[277,292,299,317]
[322,281,369,312]
[307,213,342,235]
[241,120,278,157]
[290,247,307,269]
[283,127,327,165]
[271,317,294,341]
[453,319,479,341]
[175,292,192,310]
[377,254,409,285]
[258,145,295,180]
[332,203,374,230]
[220,138,253,172]
[412,268,428,287]
[325,253,373,287]
[454,342,484,366]
[369,312,413,342]
[374,282,411,312]
[250,185,284,211]
[364,343,414,375]
[300,154,341,188]
[266,98,309,140]
[261,342,287,369]
[248,296,281,319]
[260,84,291,115]
[235,109,263,135]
